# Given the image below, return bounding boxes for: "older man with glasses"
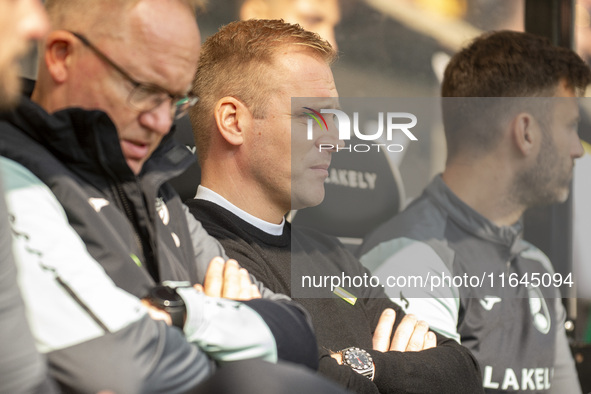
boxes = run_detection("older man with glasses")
[0,0,336,392]
[68,31,200,121]
[67,30,199,115]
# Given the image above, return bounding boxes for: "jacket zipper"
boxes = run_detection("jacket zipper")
[111,182,145,262]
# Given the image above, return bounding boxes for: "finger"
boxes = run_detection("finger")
[193,283,204,293]
[237,268,253,300]
[147,308,173,326]
[372,308,396,352]
[423,331,437,350]
[141,300,172,326]
[203,257,225,297]
[222,259,241,299]
[330,352,343,365]
[389,314,418,352]
[405,320,430,351]
[250,284,262,299]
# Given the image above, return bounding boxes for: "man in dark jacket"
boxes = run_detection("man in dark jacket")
[359,31,589,393]
[0,0,340,392]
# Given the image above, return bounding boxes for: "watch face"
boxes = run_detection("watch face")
[343,348,373,370]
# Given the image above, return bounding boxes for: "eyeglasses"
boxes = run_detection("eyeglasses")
[68,31,198,119]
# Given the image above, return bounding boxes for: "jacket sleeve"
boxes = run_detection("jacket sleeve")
[548,297,582,394]
[357,244,483,393]
[2,157,216,394]
[366,335,484,393]
[178,288,319,370]
[0,175,57,394]
[360,237,461,342]
[358,290,483,393]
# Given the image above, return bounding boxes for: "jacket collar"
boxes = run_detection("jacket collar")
[3,94,195,186]
[426,175,526,254]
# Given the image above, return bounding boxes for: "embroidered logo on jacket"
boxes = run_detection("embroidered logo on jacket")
[171,232,181,247]
[528,286,551,334]
[155,197,170,225]
[480,296,502,311]
[88,197,110,213]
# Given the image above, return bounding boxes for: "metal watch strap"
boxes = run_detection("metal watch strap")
[341,347,375,381]
[359,368,375,380]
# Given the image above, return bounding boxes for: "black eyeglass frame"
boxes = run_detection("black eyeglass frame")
[68,31,198,119]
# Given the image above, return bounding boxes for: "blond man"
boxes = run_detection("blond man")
[188,19,483,393]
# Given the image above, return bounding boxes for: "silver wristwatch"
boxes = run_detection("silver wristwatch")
[341,347,375,380]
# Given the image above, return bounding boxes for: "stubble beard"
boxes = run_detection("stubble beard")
[513,132,572,208]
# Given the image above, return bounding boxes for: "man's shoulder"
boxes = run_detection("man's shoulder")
[359,191,448,257]
[185,198,277,254]
[291,224,372,279]
[0,156,43,187]
[292,224,356,260]
[184,197,208,214]
[518,240,555,274]
[0,105,40,149]
[0,101,84,186]
[185,198,242,234]
[292,224,345,248]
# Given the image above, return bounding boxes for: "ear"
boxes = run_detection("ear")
[214,97,252,146]
[43,30,75,84]
[239,0,269,20]
[511,112,539,157]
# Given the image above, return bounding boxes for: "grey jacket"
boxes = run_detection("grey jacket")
[359,175,581,393]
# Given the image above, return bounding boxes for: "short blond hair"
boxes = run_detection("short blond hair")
[190,19,336,162]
